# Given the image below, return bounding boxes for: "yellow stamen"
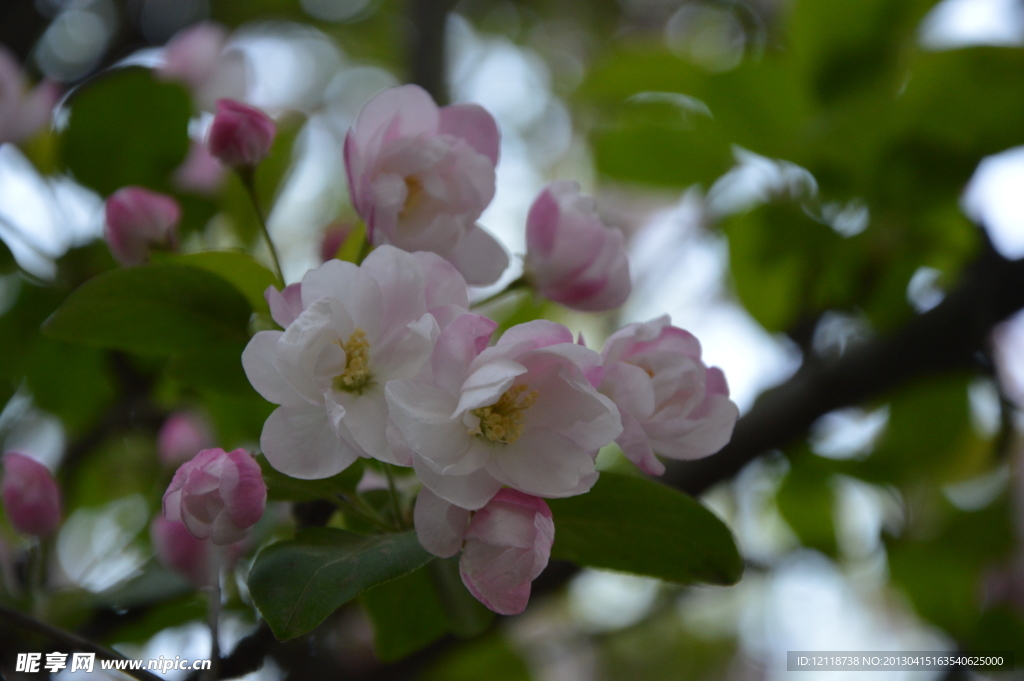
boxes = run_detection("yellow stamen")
[400,176,424,218]
[468,384,539,445]
[334,328,372,393]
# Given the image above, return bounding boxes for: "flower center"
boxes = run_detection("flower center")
[468,384,539,445]
[400,176,424,218]
[334,328,372,393]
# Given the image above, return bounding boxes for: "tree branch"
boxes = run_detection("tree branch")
[0,603,165,681]
[407,0,456,104]
[664,239,1024,495]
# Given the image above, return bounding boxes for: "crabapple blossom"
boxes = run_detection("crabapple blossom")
[173,141,225,195]
[386,316,622,510]
[1,453,61,537]
[163,448,266,545]
[414,487,554,615]
[208,99,276,169]
[0,47,59,146]
[344,85,508,285]
[158,412,214,467]
[599,315,739,476]
[242,246,470,478]
[158,22,247,111]
[104,187,181,266]
[525,180,631,311]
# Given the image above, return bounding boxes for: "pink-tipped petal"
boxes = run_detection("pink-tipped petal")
[439,103,500,166]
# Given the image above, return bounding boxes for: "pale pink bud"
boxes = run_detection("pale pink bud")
[207,99,276,168]
[173,141,225,195]
[319,222,353,263]
[150,515,212,586]
[461,489,554,616]
[525,180,631,311]
[104,187,181,266]
[413,487,554,616]
[263,283,303,328]
[163,448,266,545]
[158,412,213,467]
[1,453,61,537]
[158,23,230,91]
[0,46,60,145]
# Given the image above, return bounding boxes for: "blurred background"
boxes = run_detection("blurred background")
[2,0,1024,678]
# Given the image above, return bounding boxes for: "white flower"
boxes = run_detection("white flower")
[386,316,622,509]
[242,246,469,478]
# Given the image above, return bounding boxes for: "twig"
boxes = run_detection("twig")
[0,603,165,681]
[238,170,285,288]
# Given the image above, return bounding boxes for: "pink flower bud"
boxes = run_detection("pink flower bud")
[319,222,353,263]
[525,181,631,311]
[150,515,246,587]
[207,99,276,168]
[150,515,213,586]
[1,453,61,537]
[163,448,266,545]
[0,46,60,145]
[414,487,554,616]
[158,412,213,467]
[104,187,181,266]
[263,283,303,328]
[173,141,225,195]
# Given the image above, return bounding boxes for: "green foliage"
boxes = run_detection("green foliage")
[43,264,251,354]
[423,634,531,681]
[776,450,837,557]
[258,454,364,503]
[61,68,192,196]
[154,251,278,313]
[548,472,743,585]
[248,528,433,640]
[360,566,450,662]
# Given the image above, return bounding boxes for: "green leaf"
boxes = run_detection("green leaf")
[0,236,14,274]
[155,252,277,313]
[248,528,433,640]
[776,450,837,557]
[427,557,493,638]
[423,634,530,681]
[61,67,191,196]
[24,339,115,436]
[257,455,364,503]
[360,565,449,662]
[42,264,251,354]
[165,343,251,394]
[547,472,742,585]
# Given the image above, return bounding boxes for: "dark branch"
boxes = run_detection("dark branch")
[407,0,456,104]
[664,239,1024,495]
[0,603,165,681]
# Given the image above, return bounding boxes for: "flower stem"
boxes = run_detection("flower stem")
[470,275,530,310]
[334,493,393,533]
[239,169,285,288]
[205,548,222,681]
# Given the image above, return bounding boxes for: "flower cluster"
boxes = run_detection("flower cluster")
[237,85,739,615]
[96,78,737,614]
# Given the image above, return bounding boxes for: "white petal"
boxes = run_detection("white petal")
[242,331,302,406]
[261,405,360,479]
[413,455,503,511]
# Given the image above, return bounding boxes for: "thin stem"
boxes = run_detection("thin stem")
[470,275,529,310]
[30,538,47,619]
[383,464,405,529]
[204,548,222,681]
[239,169,285,288]
[0,603,165,681]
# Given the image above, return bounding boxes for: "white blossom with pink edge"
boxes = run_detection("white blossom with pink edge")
[598,315,739,476]
[163,448,266,545]
[0,47,59,146]
[242,246,470,478]
[344,84,509,286]
[386,316,622,510]
[525,180,631,312]
[414,487,554,616]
